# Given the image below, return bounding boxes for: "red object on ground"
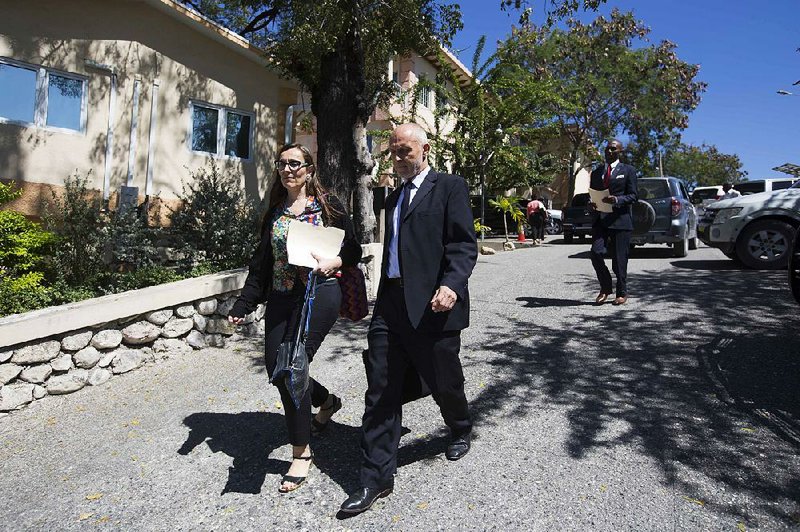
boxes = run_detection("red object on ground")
[517,230,526,242]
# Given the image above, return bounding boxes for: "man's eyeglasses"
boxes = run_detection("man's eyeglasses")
[605,146,620,152]
[275,159,310,170]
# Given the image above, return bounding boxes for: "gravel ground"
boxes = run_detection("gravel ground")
[1,240,798,531]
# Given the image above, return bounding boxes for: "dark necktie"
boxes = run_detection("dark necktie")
[603,165,612,188]
[399,180,414,220]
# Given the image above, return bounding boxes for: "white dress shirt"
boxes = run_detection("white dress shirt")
[387,167,430,278]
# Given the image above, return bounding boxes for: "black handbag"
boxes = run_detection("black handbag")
[271,273,316,408]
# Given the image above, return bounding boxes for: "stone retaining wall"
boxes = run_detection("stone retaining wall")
[0,243,383,415]
[0,290,264,413]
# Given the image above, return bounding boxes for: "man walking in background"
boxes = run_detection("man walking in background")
[588,139,639,306]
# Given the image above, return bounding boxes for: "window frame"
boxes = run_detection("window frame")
[188,100,254,162]
[0,57,88,135]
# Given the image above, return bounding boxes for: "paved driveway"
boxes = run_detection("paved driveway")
[1,241,798,530]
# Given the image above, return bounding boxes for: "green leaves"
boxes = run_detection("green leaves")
[504,9,706,195]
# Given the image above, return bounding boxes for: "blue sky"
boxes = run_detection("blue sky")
[451,0,800,180]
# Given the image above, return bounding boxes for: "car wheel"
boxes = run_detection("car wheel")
[546,220,563,235]
[735,220,796,270]
[789,228,800,304]
[688,236,698,250]
[673,232,689,258]
[564,232,574,244]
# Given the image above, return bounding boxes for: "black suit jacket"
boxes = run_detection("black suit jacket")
[378,170,478,332]
[589,162,639,231]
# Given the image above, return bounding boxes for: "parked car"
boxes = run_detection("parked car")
[690,185,723,217]
[733,178,797,195]
[631,177,698,257]
[546,209,563,235]
[698,180,800,269]
[562,193,592,243]
[790,228,800,304]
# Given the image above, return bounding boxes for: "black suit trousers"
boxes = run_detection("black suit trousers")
[590,225,632,297]
[360,283,472,488]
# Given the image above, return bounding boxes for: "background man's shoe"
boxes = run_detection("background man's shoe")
[340,485,393,514]
[612,296,628,305]
[446,433,471,461]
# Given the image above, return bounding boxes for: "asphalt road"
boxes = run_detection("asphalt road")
[1,240,798,531]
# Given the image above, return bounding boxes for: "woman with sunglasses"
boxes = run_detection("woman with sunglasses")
[228,143,361,493]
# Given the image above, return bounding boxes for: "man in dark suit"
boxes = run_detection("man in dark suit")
[340,123,478,515]
[588,139,639,306]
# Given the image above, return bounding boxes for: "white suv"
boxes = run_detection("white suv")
[697,180,800,269]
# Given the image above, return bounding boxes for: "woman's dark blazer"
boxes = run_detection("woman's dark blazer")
[229,195,361,318]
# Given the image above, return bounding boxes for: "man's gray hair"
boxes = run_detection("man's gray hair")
[396,123,428,145]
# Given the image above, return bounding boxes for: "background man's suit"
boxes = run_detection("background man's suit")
[589,162,639,297]
[360,170,477,489]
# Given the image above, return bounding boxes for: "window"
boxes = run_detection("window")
[772,180,795,190]
[418,75,432,109]
[0,59,87,133]
[190,102,253,159]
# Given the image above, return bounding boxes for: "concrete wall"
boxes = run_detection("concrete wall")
[0,0,298,216]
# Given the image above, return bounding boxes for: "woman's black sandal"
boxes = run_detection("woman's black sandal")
[279,452,314,493]
[311,394,342,436]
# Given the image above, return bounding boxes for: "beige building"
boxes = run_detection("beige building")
[0,0,298,218]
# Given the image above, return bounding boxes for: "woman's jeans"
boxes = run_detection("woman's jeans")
[264,277,342,446]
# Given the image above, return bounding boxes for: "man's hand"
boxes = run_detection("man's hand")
[311,252,343,277]
[431,286,457,312]
[228,315,245,325]
[601,195,617,204]
[588,201,598,212]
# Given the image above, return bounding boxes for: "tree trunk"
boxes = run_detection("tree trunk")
[310,18,376,244]
[567,146,579,205]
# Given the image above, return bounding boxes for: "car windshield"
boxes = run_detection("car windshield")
[733,182,764,195]
[571,193,590,207]
[637,179,671,200]
[692,188,721,201]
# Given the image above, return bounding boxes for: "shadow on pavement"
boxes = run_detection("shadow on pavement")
[671,259,746,271]
[516,296,596,308]
[698,334,800,447]
[178,411,363,495]
[467,265,800,527]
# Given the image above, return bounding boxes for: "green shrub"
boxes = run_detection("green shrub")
[92,266,182,295]
[0,180,22,205]
[169,160,260,271]
[105,208,161,270]
[43,172,105,285]
[0,271,54,316]
[0,210,57,274]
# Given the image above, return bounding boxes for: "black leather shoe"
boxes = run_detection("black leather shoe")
[446,433,471,461]
[339,485,393,514]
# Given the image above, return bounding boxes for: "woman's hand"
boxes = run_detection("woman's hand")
[228,315,245,325]
[311,252,343,277]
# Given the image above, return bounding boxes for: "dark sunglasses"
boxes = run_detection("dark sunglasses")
[275,159,310,170]
[605,146,621,152]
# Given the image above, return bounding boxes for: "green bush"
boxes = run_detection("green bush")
[92,266,182,295]
[0,210,57,274]
[0,271,54,316]
[0,180,22,205]
[169,160,260,271]
[43,172,105,285]
[105,208,161,270]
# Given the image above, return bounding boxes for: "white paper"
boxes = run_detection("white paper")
[588,188,613,213]
[286,220,345,268]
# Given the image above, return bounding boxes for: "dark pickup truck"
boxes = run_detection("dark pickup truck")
[562,193,592,243]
